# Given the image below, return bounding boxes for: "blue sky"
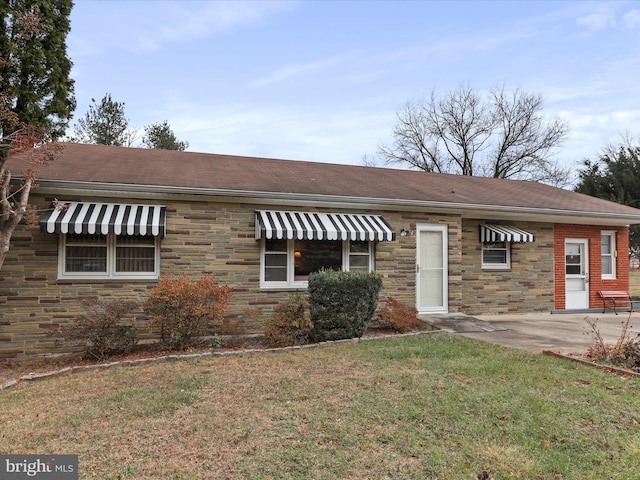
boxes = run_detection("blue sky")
[67,1,640,183]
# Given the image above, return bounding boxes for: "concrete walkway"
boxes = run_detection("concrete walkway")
[421,311,639,355]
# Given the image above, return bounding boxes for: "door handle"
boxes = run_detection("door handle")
[416,264,420,274]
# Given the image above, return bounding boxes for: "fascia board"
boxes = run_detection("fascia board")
[30,179,640,226]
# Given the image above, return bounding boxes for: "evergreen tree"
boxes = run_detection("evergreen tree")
[72,93,131,146]
[575,142,640,258]
[0,0,76,139]
[143,120,189,151]
[0,0,73,269]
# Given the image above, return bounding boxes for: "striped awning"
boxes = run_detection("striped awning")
[255,210,395,241]
[480,224,534,243]
[40,202,166,236]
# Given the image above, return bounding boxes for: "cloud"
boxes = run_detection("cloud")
[70,1,293,55]
[130,1,292,51]
[247,52,358,88]
[623,9,640,28]
[576,11,616,30]
[163,101,393,165]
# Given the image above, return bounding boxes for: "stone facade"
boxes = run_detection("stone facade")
[460,219,555,314]
[0,195,461,361]
[0,192,630,362]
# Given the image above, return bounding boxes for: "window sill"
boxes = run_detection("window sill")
[260,284,308,292]
[57,276,159,283]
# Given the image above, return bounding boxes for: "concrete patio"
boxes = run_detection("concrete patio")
[421,311,639,355]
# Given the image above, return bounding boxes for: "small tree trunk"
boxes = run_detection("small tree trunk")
[0,160,32,270]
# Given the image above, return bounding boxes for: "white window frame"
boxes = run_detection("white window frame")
[58,234,160,280]
[481,241,511,270]
[260,239,374,289]
[601,231,616,279]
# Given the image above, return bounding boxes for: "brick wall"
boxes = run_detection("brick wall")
[553,224,630,310]
[460,219,555,314]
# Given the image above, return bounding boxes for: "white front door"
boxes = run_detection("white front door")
[565,239,589,309]
[416,225,448,313]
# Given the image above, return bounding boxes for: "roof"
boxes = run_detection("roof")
[9,142,640,224]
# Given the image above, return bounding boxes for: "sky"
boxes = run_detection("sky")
[67,0,640,184]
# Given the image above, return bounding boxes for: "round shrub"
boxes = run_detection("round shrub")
[144,274,231,350]
[308,269,382,342]
[264,294,313,347]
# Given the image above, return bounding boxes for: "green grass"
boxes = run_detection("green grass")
[629,269,640,297]
[1,333,639,479]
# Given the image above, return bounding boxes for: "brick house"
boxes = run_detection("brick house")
[3,142,640,361]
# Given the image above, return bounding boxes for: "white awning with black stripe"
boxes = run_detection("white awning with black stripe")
[41,202,166,236]
[480,224,534,243]
[255,210,395,241]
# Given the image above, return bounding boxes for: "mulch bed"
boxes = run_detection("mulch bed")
[0,327,423,389]
[543,350,640,377]
[4,325,639,389]
[0,336,267,386]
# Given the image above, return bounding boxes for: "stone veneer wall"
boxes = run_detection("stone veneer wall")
[0,194,463,362]
[459,219,555,315]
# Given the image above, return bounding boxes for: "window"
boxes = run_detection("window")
[60,234,159,280]
[601,231,616,279]
[261,239,373,288]
[482,241,510,269]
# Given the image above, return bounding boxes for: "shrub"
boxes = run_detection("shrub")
[56,298,139,361]
[264,294,313,347]
[144,274,231,350]
[308,269,382,342]
[377,297,420,333]
[585,313,640,372]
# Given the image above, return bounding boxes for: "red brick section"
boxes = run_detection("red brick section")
[554,224,629,310]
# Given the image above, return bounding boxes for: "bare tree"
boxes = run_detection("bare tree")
[0,119,62,269]
[378,84,570,186]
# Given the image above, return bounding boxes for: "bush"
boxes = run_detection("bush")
[585,314,640,372]
[144,274,231,350]
[264,294,313,348]
[55,298,139,361]
[377,297,420,333]
[308,269,382,342]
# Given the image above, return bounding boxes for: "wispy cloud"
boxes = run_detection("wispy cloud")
[70,1,293,55]
[577,11,617,30]
[576,4,640,31]
[129,1,292,52]
[247,52,358,88]
[623,9,640,28]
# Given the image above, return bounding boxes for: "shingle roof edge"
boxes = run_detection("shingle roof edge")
[33,179,640,224]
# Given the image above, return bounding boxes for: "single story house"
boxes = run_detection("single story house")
[3,142,640,361]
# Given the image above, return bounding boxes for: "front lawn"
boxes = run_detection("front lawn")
[630,269,640,298]
[1,333,638,479]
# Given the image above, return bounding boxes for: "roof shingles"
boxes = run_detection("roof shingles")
[9,142,640,220]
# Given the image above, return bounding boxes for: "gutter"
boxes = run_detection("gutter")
[29,179,640,225]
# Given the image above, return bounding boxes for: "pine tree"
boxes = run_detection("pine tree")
[0,0,74,269]
[0,0,76,139]
[143,120,189,151]
[72,93,131,146]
